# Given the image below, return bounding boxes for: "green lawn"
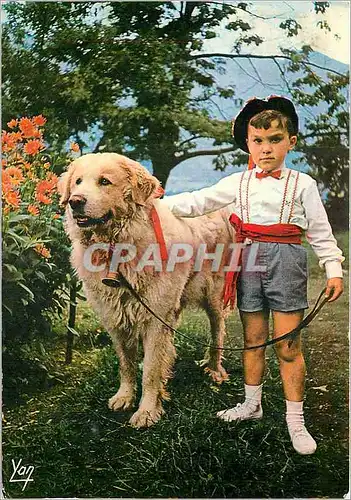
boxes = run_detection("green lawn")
[2,235,349,498]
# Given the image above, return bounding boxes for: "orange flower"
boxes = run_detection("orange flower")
[34,243,51,259]
[11,132,23,143]
[4,190,21,208]
[32,128,43,139]
[28,204,40,216]
[7,119,18,129]
[2,131,16,152]
[4,166,25,186]
[43,162,51,170]
[36,192,52,205]
[23,161,32,170]
[23,139,45,155]
[2,171,12,194]
[53,213,61,220]
[19,117,38,138]
[32,115,47,127]
[70,142,80,152]
[2,159,7,168]
[35,177,57,205]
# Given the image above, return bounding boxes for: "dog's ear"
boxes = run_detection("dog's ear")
[131,172,161,206]
[126,160,162,206]
[57,168,73,207]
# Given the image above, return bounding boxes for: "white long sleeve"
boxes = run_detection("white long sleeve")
[161,174,239,217]
[302,180,344,278]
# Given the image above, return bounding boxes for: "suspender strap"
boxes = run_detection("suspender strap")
[279,169,300,223]
[239,169,253,223]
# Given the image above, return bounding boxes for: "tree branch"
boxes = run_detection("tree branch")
[176,145,235,163]
[190,53,345,77]
[177,134,204,148]
[208,97,230,120]
[272,57,293,93]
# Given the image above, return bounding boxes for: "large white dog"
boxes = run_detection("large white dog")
[59,152,234,428]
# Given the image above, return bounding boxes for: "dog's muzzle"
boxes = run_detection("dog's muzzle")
[73,210,113,227]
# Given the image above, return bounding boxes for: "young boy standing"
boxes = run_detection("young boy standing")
[161,96,344,455]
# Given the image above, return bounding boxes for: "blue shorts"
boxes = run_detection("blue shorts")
[237,242,308,313]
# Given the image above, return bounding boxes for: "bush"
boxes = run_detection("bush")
[2,116,75,401]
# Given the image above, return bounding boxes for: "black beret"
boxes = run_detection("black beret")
[232,95,299,153]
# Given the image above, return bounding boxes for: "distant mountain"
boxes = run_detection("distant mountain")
[163,51,348,195]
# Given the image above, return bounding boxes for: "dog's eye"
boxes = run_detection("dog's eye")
[76,178,82,185]
[99,177,112,186]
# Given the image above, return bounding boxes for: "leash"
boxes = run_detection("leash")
[110,273,328,352]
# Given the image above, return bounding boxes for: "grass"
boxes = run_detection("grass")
[2,235,349,498]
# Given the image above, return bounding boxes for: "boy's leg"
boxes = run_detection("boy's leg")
[272,310,317,455]
[272,310,305,400]
[217,310,269,421]
[241,309,270,385]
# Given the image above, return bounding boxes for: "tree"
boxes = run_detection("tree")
[3,1,348,211]
[286,47,349,229]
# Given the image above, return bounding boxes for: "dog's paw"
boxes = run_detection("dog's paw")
[108,391,135,411]
[204,366,229,384]
[129,405,165,428]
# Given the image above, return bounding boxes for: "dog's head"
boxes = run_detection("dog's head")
[58,153,162,229]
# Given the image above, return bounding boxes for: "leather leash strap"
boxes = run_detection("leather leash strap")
[117,273,328,352]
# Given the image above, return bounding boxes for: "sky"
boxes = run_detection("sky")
[202,1,350,65]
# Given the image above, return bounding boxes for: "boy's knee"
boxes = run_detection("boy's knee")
[275,342,301,363]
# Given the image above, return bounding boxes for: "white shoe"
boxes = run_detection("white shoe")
[217,402,263,422]
[288,425,317,455]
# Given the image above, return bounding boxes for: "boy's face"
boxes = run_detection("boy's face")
[246,119,297,172]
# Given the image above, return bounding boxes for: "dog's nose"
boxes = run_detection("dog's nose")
[69,195,87,211]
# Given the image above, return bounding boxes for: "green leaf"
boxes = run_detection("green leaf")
[35,271,47,281]
[18,283,35,301]
[8,214,33,223]
[3,304,13,315]
[5,230,28,245]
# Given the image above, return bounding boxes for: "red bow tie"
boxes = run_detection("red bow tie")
[256,169,281,180]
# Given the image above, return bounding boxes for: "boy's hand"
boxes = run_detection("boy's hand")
[325,277,344,302]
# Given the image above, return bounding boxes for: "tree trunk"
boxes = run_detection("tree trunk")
[151,157,173,190]
[147,122,178,190]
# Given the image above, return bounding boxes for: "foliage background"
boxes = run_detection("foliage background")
[2,1,349,227]
[1,1,349,498]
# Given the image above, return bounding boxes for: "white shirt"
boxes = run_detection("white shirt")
[161,164,344,279]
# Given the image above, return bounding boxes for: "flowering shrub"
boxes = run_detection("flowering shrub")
[2,116,73,345]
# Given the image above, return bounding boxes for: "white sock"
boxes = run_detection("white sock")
[285,400,305,429]
[244,383,262,407]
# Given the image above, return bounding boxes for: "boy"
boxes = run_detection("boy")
[161,95,344,455]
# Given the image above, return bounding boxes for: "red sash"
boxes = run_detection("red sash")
[223,213,303,309]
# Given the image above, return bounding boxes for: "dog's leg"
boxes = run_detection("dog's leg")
[129,322,176,428]
[108,334,138,411]
[203,304,229,384]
